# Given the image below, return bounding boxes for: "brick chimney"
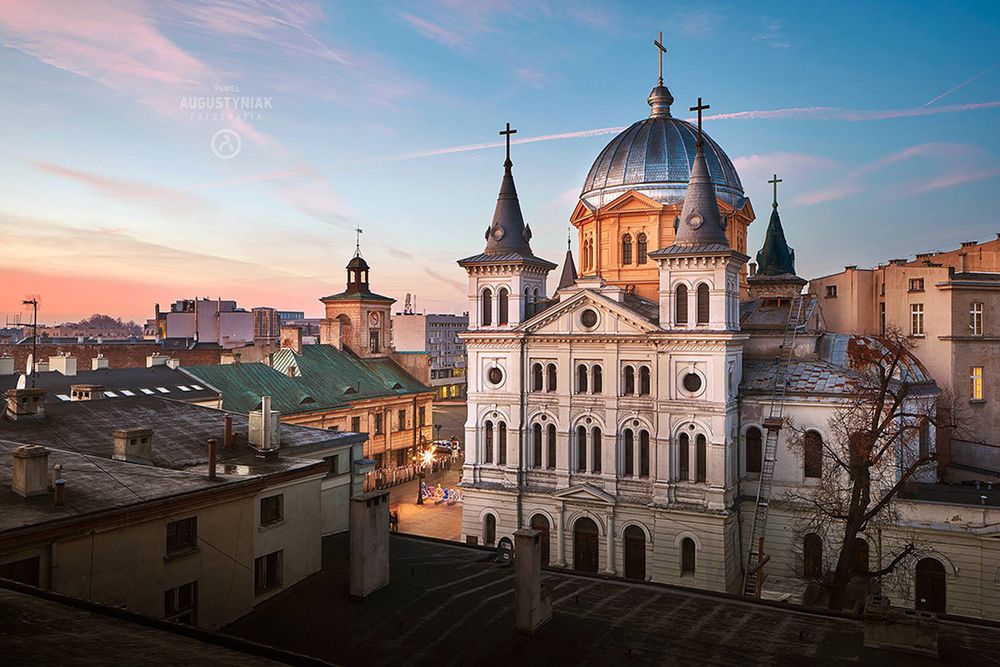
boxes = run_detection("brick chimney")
[166,358,181,370]
[49,354,77,377]
[113,428,153,464]
[70,384,104,401]
[91,354,109,371]
[280,325,303,354]
[4,388,46,421]
[11,445,50,497]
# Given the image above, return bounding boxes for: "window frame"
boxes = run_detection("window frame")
[254,550,283,596]
[971,302,983,336]
[259,494,284,527]
[165,517,197,556]
[910,303,924,336]
[970,366,984,401]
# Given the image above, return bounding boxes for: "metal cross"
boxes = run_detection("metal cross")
[354,227,363,254]
[768,173,783,207]
[654,32,667,85]
[689,97,710,143]
[499,122,517,164]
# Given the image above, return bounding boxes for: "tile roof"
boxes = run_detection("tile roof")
[320,289,394,302]
[648,243,736,257]
[621,292,660,325]
[742,358,855,395]
[457,252,557,269]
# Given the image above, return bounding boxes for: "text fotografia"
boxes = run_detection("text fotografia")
[181,85,272,121]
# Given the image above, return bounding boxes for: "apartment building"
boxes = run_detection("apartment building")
[392,312,468,400]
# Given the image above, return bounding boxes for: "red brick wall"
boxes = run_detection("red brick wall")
[0,344,222,373]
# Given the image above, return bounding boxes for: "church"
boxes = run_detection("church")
[456,46,999,619]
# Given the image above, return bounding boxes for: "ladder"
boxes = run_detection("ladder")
[742,294,813,597]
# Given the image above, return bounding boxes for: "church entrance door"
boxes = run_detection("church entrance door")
[623,525,645,580]
[573,517,599,573]
[530,514,550,565]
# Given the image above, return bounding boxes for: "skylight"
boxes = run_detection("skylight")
[156,387,170,394]
[104,391,118,398]
[139,388,155,395]
[176,385,191,392]
[120,389,136,397]
[190,384,204,390]
[56,394,70,402]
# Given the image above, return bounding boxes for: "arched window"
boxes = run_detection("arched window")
[639,430,650,478]
[696,283,710,324]
[481,288,493,326]
[679,432,690,480]
[547,424,557,470]
[804,431,823,479]
[531,514,550,565]
[533,288,540,310]
[546,363,557,392]
[745,427,762,474]
[623,525,646,580]
[624,429,635,476]
[915,558,947,613]
[573,517,599,573]
[577,364,588,394]
[803,533,822,579]
[498,422,507,465]
[524,287,532,318]
[637,233,648,264]
[675,285,688,325]
[576,426,587,472]
[639,366,651,395]
[622,234,633,265]
[587,239,594,269]
[592,365,603,394]
[498,288,509,325]
[531,363,543,392]
[484,420,494,464]
[592,427,602,473]
[532,423,543,469]
[696,434,707,482]
[853,538,869,574]
[624,366,635,395]
[681,538,696,574]
[484,514,496,546]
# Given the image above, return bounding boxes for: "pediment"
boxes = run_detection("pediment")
[604,190,663,213]
[554,482,616,504]
[520,290,659,336]
[570,199,595,224]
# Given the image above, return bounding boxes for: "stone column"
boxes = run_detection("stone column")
[603,511,616,575]
[555,503,566,567]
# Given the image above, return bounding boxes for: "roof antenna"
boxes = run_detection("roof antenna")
[354,227,363,257]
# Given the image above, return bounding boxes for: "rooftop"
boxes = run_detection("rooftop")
[0,366,219,404]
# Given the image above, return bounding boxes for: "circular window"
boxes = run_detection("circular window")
[580,309,599,328]
[487,367,504,385]
[683,373,703,393]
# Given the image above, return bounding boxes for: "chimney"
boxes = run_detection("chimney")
[166,357,181,370]
[92,354,109,371]
[11,445,49,497]
[844,265,857,271]
[70,384,104,401]
[34,359,49,374]
[280,325,303,354]
[961,240,977,248]
[146,353,169,368]
[53,479,65,507]
[960,253,968,273]
[50,463,63,491]
[49,354,77,377]
[113,428,153,464]
[748,262,757,277]
[4,388,46,421]
[0,356,14,376]
[249,396,280,451]
[208,438,217,480]
[223,414,234,448]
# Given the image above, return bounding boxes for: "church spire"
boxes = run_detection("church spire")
[647,31,673,118]
[755,174,796,276]
[483,123,535,257]
[671,98,728,247]
[558,233,577,290]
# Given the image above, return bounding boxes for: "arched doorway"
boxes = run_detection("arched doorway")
[483,514,496,547]
[530,514,550,565]
[915,558,946,613]
[573,517,599,573]
[623,525,646,580]
[803,533,823,579]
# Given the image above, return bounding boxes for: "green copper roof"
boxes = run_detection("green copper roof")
[755,205,796,276]
[185,345,430,416]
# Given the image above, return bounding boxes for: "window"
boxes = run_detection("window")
[0,556,40,587]
[483,514,497,546]
[166,517,197,555]
[369,329,379,354]
[498,422,507,465]
[971,302,983,336]
[624,366,635,395]
[532,363,543,392]
[803,534,822,579]
[745,427,762,474]
[624,430,635,476]
[254,551,283,595]
[260,495,283,526]
[580,309,598,328]
[328,454,340,477]
[418,406,426,427]
[577,364,588,394]
[825,285,838,298]
[481,288,492,326]
[879,302,886,336]
[523,287,533,319]
[592,365,603,394]
[397,409,406,432]
[639,430,650,478]
[532,424,543,468]
[374,413,383,435]
[622,234,633,265]
[695,434,707,483]
[911,303,924,336]
[547,424,557,470]
[636,233,648,264]
[909,278,924,292]
[484,420,494,464]
[681,538,696,574]
[970,366,984,401]
[919,421,931,459]
[164,581,197,625]
[546,363,557,392]
[592,427,602,474]
[804,431,823,478]
[576,426,587,472]
[639,366,651,396]
[675,285,688,325]
[351,416,361,432]
[696,284,710,324]
[498,288,509,325]
[679,433,690,480]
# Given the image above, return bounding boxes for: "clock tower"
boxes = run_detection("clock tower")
[319,244,395,358]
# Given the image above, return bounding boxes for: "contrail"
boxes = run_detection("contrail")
[924,65,998,106]
[393,126,628,160]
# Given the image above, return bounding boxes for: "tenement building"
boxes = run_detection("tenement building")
[457,55,999,619]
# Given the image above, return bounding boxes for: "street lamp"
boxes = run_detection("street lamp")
[435,424,442,441]
[415,447,425,505]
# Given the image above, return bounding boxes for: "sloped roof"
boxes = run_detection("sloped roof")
[183,363,315,414]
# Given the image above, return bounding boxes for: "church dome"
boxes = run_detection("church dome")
[580,86,744,209]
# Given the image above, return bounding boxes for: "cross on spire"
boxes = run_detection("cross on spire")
[354,227,363,256]
[499,122,517,166]
[768,173,783,208]
[689,97,710,145]
[654,31,667,85]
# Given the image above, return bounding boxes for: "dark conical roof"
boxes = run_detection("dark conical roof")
[755,204,796,276]
[483,160,534,257]
[671,141,729,247]
[347,254,369,271]
[557,248,577,290]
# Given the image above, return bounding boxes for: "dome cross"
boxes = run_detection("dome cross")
[768,173,783,208]
[654,32,667,85]
[499,122,517,166]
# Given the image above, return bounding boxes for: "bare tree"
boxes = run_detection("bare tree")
[785,328,960,610]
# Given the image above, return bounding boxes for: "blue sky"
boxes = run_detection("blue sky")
[1,0,998,322]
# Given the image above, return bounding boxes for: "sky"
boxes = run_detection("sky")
[1,0,998,324]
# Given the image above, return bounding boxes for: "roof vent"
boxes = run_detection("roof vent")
[147,353,169,368]
[11,445,50,497]
[49,354,77,377]
[113,428,153,464]
[70,384,104,401]
[92,354,109,371]
[4,388,45,421]
[166,358,181,370]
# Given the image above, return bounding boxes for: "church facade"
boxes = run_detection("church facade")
[457,60,1000,619]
